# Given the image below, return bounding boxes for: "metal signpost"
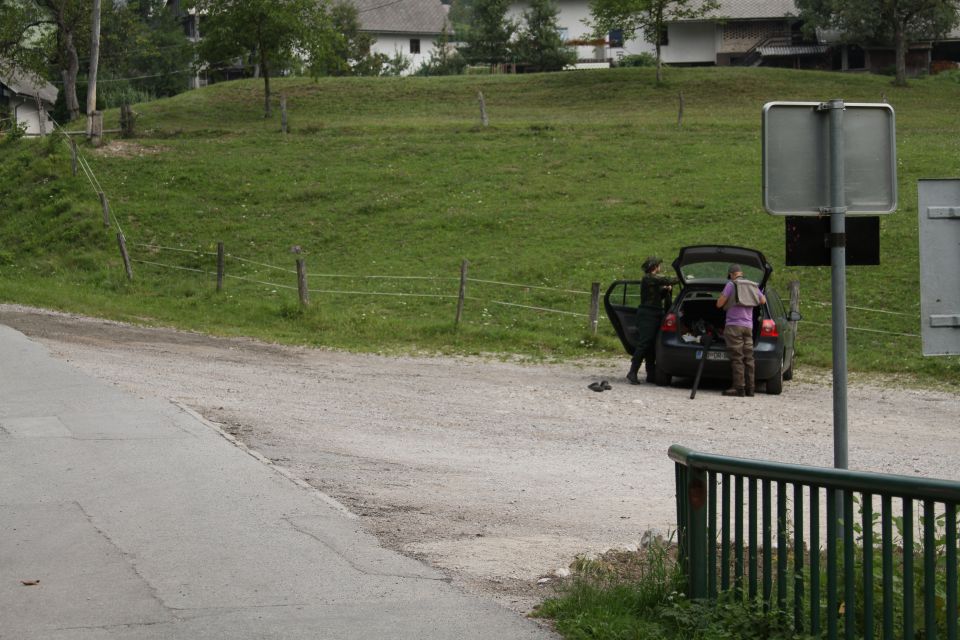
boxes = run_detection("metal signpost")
[762,100,897,470]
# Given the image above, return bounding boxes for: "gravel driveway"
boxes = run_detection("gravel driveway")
[3,304,958,612]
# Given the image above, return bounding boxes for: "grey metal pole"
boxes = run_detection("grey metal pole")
[824,98,849,470]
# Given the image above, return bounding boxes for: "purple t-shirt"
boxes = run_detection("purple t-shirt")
[722,280,755,328]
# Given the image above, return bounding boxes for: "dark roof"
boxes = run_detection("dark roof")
[0,65,58,104]
[351,0,448,35]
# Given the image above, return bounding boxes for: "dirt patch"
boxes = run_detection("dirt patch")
[2,304,959,613]
[92,140,167,158]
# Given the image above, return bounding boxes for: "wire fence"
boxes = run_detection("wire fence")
[126,242,604,325]
[39,118,924,342]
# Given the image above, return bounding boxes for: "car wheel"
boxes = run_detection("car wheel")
[765,355,784,395]
[654,366,672,387]
[782,348,795,381]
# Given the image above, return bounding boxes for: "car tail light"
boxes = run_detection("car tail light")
[661,313,677,332]
[760,319,778,337]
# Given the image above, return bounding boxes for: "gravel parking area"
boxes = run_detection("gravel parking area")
[3,304,958,612]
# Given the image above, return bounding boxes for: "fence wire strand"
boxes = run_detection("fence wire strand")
[306,288,460,299]
[490,300,591,318]
[132,259,210,275]
[224,273,298,290]
[468,277,591,295]
[132,242,219,256]
[803,320,919,338]
[228,255,297,274]
[807,300,912,317]
[308,272,460,282]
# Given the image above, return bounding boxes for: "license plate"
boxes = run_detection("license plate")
[696,350,729,361]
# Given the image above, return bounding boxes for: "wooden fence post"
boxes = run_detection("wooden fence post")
[280,95,288,134]
[90,111,103,147]
[116,232,133,281]
[98,192,110,227]
[477,92,488,127]
[120,103,136,138]
[589,282,600,335]
[70,138,78,176]
[455,259,469,326]
[788,280,800,335]
[678,91,685,129]
[216,242,225,292]
[296,259,308,306]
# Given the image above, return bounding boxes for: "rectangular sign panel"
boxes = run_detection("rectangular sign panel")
[763,102,897,216]
[785,216,880,266]
[918,179,960,356]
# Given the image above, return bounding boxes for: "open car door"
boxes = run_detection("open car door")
[604,280,643,356]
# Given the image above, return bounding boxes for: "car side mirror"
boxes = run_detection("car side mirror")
[788,310,802,322]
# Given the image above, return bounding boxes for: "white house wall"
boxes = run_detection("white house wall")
[509,0,673,62]
[370,34,438,74]
[10,98,53,135]
[661,22,718,64]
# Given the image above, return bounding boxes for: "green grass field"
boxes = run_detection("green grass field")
[1,66,959,385]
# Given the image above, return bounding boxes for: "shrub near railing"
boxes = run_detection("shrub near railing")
[670,445,960,640]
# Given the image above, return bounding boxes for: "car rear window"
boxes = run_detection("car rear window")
[680,261,765,284]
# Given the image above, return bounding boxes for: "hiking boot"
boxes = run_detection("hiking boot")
[722,388,745,397]
[626,367,640,385]
[745,388,755,397]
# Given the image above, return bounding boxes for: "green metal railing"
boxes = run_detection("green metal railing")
[670,445,960,639]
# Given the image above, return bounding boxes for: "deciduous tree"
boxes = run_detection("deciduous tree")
[587,0,717,83]
[797,0,960,86]
[190,0,337,117]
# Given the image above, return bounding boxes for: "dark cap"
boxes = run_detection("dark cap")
[728,263,742,275]
[642,256,662,272]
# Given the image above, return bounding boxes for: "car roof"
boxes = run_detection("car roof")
[672,245,773,288]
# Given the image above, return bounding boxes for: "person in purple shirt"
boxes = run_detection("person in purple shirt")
[715,264,765,397]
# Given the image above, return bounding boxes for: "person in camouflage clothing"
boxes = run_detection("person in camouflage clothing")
[626,256,680,385]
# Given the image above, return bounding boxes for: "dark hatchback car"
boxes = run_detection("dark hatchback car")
[604,245,801,394]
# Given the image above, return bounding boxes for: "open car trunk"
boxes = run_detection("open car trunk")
[674,290,729,343]
[673,289,766,346]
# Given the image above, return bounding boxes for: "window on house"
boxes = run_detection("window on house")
[557,27,569,42]
[657,25,669,46]
[410,39,421,54]
[608,29,624,47]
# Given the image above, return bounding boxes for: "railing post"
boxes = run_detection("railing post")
[688,464,708,599]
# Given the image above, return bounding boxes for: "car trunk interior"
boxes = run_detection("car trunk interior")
[676,291,761,343]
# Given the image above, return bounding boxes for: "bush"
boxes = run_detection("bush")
[616,53,657,68]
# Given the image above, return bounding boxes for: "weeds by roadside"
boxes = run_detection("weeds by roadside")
[533,538,809,639]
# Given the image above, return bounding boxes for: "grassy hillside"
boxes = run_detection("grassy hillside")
[1,67,959,385]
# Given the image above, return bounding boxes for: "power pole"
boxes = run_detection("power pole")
[86,0,102,138]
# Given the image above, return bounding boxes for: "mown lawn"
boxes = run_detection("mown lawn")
[1,66,958,384]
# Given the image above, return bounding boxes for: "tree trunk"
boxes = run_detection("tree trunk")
[86,0,102,137]
[894,23,908,87]
[655,41,662,83]
[62,29,81,121]
[261,51,271,117]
